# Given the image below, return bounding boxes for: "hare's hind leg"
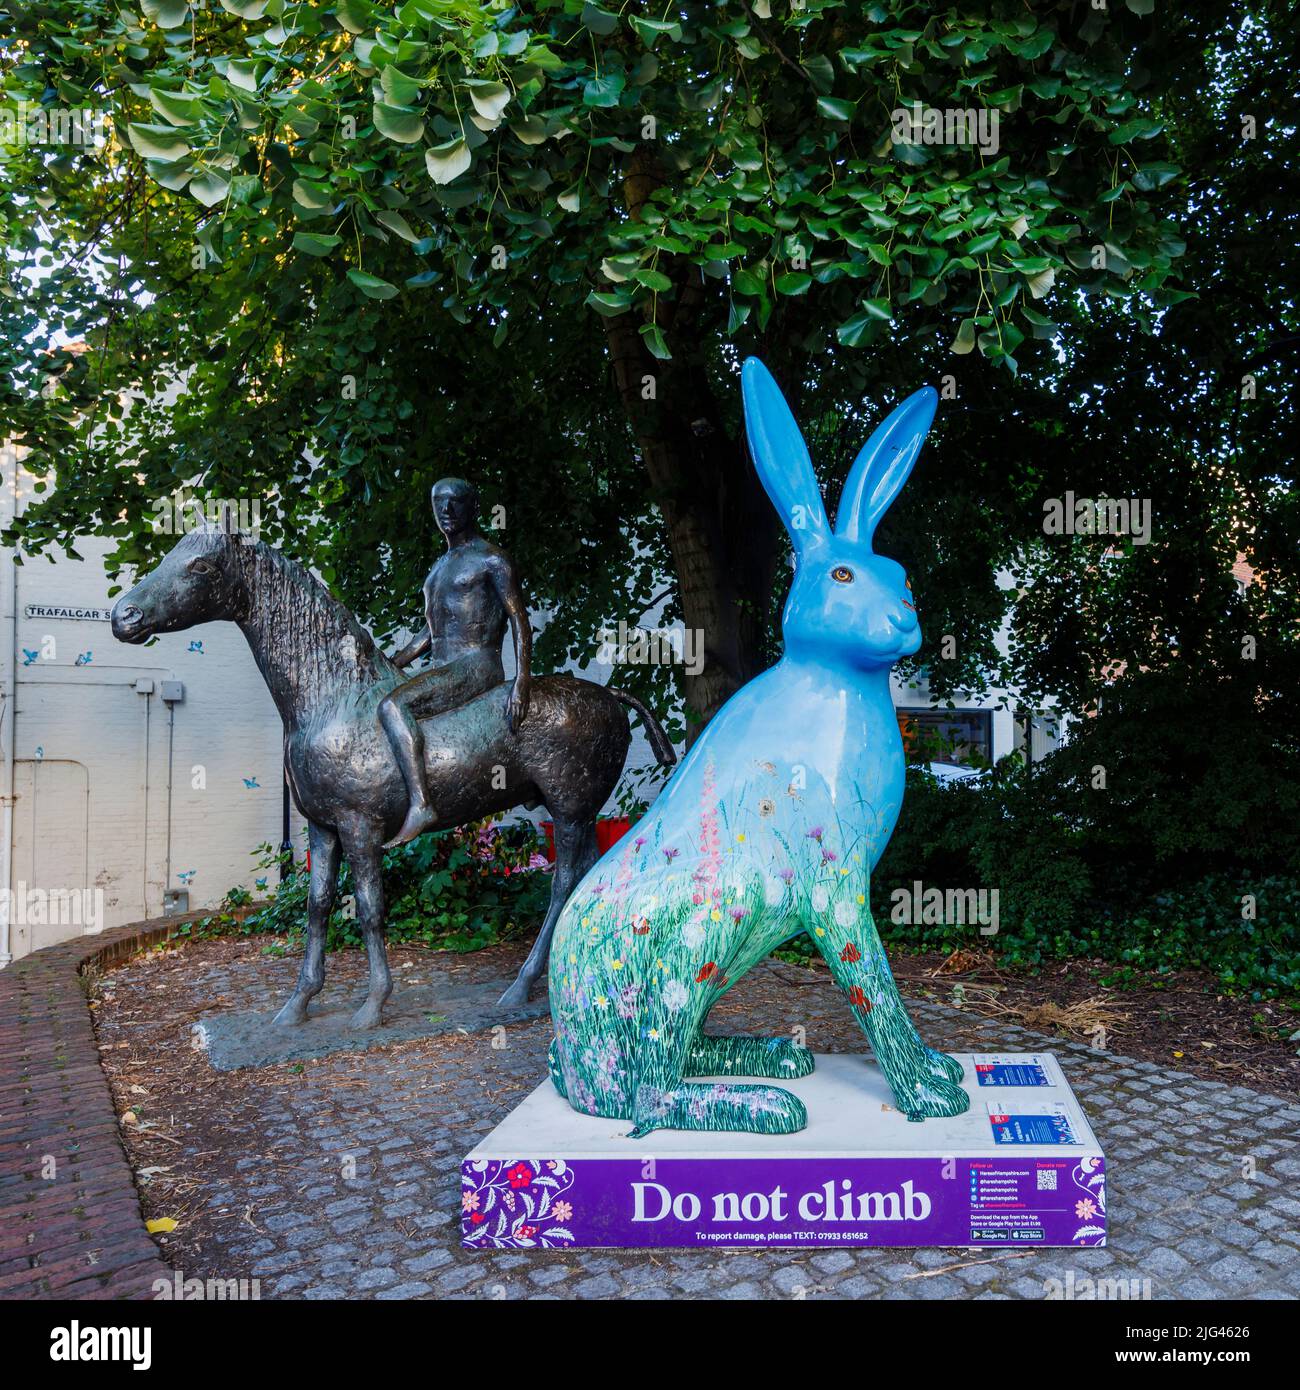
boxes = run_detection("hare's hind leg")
[685,1035,815,1081]
[629,1079,807,1139]
[685,928,814,1080]
[810,911,968,1121]
[547,1036,568,1100]
[627,1026,806,1139]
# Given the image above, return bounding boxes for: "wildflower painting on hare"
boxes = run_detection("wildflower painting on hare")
[548,358,970,1136]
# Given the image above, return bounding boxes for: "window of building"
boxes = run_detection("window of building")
[896,708,993,766]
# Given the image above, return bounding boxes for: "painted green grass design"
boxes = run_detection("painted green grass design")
[548,773,969,1137]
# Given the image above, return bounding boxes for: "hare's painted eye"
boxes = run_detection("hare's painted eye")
[830,566,854,584]
[187,559,214,576]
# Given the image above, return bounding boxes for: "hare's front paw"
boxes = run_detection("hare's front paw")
[923,1046,965,1086]
[901,1073,970,1122]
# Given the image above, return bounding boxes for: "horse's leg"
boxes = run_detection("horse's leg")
[498,816,598,1009]
[341,825,391,1031]
[273,821,340,1027]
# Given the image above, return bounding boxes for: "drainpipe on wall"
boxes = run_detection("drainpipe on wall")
[164,694,175,898]
[0,445,18,966]
[158,679,184,915]
[135,678,154,917]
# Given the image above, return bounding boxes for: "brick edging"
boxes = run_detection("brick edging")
[0,916,196,1300]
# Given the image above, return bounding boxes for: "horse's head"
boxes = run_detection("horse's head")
[111,529,250,644]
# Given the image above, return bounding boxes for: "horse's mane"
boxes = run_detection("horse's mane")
[197,530,400,704]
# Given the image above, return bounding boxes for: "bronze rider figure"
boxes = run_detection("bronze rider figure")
[380,477,532,847]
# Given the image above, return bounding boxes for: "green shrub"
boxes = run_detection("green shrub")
[869,761,1300,999]
[193,819,553,953]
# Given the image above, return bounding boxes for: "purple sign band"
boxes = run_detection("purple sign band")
[462,1154,1107,1250]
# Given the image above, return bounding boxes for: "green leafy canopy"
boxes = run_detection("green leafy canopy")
[6,0,1186,374]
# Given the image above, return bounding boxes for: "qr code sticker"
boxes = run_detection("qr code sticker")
[1036,1168,1058,1191]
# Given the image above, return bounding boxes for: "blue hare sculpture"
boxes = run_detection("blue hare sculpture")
[548,358,970,1136]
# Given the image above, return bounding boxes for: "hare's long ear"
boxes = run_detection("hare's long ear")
[742,357,828,551]
[835,386,937,545]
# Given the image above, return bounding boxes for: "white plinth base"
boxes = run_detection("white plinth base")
[461,1053,1107,1249]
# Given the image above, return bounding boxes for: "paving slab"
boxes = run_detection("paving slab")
[194,967,547,1070]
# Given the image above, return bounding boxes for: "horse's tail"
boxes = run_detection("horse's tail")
[606,687,677,768]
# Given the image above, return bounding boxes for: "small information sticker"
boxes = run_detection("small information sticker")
[986,1102,1078,1146]
[973,1055,1053,1088]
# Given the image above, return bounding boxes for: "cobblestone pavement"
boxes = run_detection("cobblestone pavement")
[97,942,1300,1301]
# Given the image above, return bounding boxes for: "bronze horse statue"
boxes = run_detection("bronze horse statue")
[111,528,674,1025]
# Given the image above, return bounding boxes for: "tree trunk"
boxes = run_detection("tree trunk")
[604,310,781,739]
[604,147,784,738]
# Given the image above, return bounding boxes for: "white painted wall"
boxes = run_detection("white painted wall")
[1,444,303,960]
